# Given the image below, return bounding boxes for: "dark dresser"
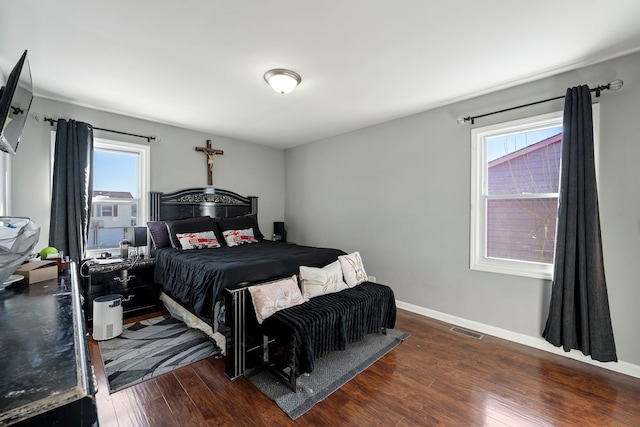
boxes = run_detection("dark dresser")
[81,257,159,323]
[0,263,97,426]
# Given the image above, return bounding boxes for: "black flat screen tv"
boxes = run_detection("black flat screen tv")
[0,50,33,155]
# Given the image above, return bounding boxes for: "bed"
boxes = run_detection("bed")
[149,187,396,382]
[153,240,345,322]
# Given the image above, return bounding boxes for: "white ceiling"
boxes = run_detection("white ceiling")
[1,1,640,149]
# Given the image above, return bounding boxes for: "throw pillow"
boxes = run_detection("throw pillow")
[338,251,368,287]
[222,228,258,247]
[299,260,349,299]
[165,216,220,249]
[147,221,171,249]
[217,214,264,239]
[176,231,221,250]
[248,275,307,324]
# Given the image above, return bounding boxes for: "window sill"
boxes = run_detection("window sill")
[470,259,553,280]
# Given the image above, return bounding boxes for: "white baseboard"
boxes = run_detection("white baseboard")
[396,300,640,379]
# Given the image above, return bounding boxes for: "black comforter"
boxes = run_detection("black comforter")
[154,240,346,320]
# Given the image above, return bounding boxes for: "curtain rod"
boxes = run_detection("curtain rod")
[35,114,160,143]
[458,79,624,125]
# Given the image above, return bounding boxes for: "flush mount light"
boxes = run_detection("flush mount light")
[264,68,301,94]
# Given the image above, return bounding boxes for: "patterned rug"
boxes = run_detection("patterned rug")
[98,315,221,393]
[247,328,408,420]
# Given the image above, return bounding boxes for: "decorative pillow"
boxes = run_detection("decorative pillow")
[299,260,349,299]
[176,231,221,250]
[242,213,264,239]
[147,221,171,249]
[338,251,368,287]
[216,214,264,240]
[165,216,220,249]
[222,228,258,247]
[248,275,307,324]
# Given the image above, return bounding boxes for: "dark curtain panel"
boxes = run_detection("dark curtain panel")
[542,85,617,362]
[49,119,94,263]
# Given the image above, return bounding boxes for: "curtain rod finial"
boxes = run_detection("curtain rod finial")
[608,79,623,91]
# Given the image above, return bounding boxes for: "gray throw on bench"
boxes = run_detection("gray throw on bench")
[260,281,397,378]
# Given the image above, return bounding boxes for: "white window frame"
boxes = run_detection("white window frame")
[470,105,599,280]
[85,138,150,256]
[0,153,10,215]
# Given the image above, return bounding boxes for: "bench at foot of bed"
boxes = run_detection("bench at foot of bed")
[258,327,390,392]
[252,282,397,392]
[223,281,397,383]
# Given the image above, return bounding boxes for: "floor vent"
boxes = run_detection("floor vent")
[450,326,484,340]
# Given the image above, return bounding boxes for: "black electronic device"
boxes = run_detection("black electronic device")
[0,50,33,155]
[274,221,286,242]
[132,226,148,248]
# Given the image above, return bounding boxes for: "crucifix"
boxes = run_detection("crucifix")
[195,139,224,185]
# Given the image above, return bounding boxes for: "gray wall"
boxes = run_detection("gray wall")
[9,97,285,253]
[5,51,638,372]
[285,51,640,369]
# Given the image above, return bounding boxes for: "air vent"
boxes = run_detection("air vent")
[450,326,483,340]
[106,324,114,339]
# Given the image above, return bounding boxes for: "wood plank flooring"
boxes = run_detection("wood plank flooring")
[88,309,640,426]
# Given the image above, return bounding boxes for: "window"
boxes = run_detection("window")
[87,138,150,253]
[93,204,118,217]
[470,107,599,279]
[0,153,9,215]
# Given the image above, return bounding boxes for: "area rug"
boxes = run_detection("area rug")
[247,329,409,420]
[98,315,221,393]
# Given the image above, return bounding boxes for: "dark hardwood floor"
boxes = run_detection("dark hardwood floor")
[88,309,640,426]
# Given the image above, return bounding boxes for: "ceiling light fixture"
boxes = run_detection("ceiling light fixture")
[264,69,301,94]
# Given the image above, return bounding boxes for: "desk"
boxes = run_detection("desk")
[0,263,97,426]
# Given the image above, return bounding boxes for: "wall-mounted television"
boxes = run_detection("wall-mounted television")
[0,50,33,155]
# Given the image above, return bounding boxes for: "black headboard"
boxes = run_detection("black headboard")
[149,188,258,221]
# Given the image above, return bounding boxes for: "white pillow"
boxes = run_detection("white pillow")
[338,251,368,287]
[248,275,307,324]
[176,231,221,249]
[300,260,349,299]
[222,228,258,247]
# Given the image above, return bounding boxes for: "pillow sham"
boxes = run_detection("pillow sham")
[299,260,349,299]
[216,214,264,239]
[222,228,258,247]
[176,231,221,250]
[248,275,307,324]
[147,221,171,249]
[338,251,368,287]
[166,216,220,249]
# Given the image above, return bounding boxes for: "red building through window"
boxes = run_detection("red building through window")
[486,133,562,264]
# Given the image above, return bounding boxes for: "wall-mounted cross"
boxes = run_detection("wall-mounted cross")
[195,140,224,185]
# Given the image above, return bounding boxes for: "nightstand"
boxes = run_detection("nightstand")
[81,258,160,323]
